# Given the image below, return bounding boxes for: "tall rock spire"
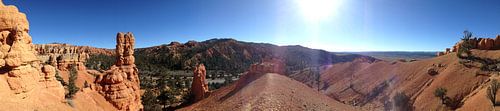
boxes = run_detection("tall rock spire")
[95,32,142,110]
[191,64,209,102]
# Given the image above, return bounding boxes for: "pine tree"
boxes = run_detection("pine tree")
[55,69,66,86]
[434,87,447,104]
[66,66,79,99]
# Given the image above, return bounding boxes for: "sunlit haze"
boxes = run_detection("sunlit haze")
[4,0,500,51]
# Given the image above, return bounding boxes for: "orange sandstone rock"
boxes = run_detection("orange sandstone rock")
[191,64,209,102]
[95,32,142,111]
[0,1,59,95]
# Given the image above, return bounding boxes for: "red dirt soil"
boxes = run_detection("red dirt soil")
[179,73,360,111]
[291,49,499,110]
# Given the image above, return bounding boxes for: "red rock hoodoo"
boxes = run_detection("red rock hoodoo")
[191,64,209,102]
[95,32,143,110]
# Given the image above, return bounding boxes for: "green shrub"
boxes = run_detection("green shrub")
[434,87,447,104]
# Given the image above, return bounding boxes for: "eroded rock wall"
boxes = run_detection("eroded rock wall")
[35,43,114,71]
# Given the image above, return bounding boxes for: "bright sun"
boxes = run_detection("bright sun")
[295,0,343,22]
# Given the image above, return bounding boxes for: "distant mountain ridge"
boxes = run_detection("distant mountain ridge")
[134,38,379,74]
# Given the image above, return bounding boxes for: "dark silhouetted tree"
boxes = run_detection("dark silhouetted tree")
[457,30,473,58]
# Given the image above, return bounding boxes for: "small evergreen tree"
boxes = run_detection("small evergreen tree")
[142,89,161,111]
[55,70,66,86]
[457,30,473,58]
[157,90,174,109]
[66,66,79,99]
[434,87,447,104]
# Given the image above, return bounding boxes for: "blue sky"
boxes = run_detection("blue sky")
[3,0,500,51]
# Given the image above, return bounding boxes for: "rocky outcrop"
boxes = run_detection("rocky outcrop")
[438,36,500,56]
[95,32,142,111]
[191,64,209,102]
[0,1,64,96]
[478,38,495,50]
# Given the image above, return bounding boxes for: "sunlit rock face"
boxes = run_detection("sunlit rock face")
[0,1,64,96]
[95,32,143,111]
[191,64,209,102]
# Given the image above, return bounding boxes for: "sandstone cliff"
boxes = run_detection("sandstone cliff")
[439,36,500,56]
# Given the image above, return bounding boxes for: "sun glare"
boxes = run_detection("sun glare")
[295,0,343,22]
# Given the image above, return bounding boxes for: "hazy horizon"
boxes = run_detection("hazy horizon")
[5,0,500,52]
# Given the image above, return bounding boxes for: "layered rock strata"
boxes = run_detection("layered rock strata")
[35,43,113,71]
